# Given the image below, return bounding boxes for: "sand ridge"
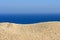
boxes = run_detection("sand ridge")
[0,21,60,40]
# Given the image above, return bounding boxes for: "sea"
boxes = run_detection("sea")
[0,13,60,24]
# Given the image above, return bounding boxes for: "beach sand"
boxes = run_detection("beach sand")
[0,22,60,40]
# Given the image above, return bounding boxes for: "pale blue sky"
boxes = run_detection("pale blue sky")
[0,0,60,14]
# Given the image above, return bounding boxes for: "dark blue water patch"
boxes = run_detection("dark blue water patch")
[0,14,60,24]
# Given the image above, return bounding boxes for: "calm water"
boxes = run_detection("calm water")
[0,14,60,24]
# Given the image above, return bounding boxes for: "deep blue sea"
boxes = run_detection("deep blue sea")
[0,14,60,24]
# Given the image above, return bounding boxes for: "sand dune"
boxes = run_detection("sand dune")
[0,21,60,40]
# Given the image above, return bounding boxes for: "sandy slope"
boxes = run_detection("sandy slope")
[0,22,60,40]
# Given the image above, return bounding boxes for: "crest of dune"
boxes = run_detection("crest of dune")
[0,21,60,40]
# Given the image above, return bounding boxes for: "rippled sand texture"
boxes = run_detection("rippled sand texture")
[0,22,60,40]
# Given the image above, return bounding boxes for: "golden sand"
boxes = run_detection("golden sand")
[0,22,60,40]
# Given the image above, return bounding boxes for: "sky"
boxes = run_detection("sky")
[0,0,60,14]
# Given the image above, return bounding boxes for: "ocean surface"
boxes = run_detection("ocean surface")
[0,14,60,24]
